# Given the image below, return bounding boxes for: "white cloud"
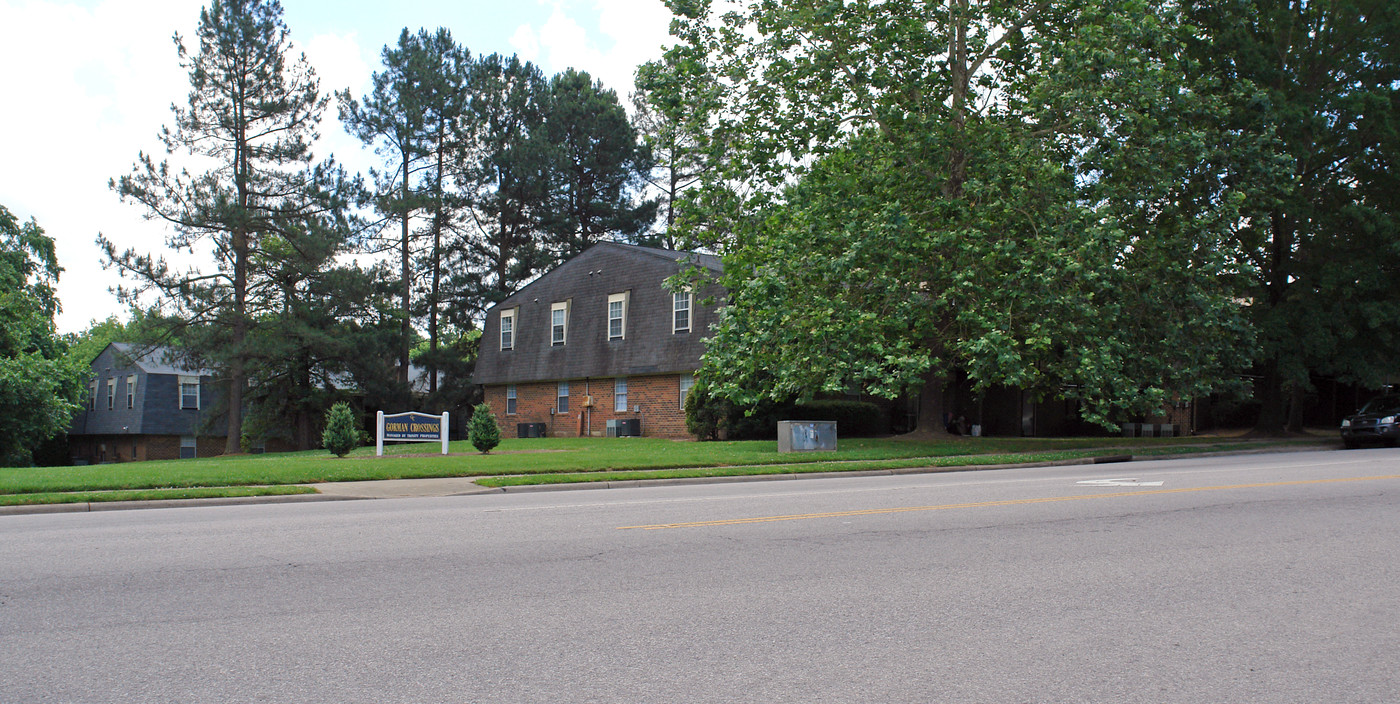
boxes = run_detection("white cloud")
[0,0,202,333]
[510,0,673,98]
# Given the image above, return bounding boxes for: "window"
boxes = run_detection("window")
[500,308,515,350]
[88,380,97,411]
[179,435,196,460]
[615,377,628,413]
[179,375,200,410]
[506,384,517,415]
[557,381,570,414]
[679,373,695,408]
[607,292,628,340]
[673,290,692,333]
[126,375,136,410]
[551,302,568,346]
[106,379,115,410]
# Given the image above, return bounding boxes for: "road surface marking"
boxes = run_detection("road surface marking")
[1077,478,1165,487]
[617,474,1400,530]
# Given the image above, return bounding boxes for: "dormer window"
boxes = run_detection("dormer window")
[126,375,136,409]
[551,302,569,346]
[673,290,692,333]
[500,308,515,350]
[608,292,628,340]
[180,375,200,410]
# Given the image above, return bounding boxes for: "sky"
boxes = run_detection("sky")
[0,0,677,333]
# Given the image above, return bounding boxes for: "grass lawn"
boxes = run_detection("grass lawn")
[0,432,1331,504]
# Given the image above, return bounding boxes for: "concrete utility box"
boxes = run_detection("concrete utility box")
[778,420,837,453]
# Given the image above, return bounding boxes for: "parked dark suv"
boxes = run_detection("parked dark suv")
[1340,396,1400,448]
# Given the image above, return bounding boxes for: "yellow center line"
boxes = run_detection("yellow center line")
[617,474,1400,530]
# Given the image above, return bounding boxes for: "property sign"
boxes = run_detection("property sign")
[376,410,450,456]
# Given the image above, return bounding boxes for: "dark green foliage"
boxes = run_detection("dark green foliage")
[321,402,360,457]
[665,0,1254,430]
[1183,0,1400,432]
[102,0,353,454]
[339,27,469,389]
[0,204,86,466]
[451,53,555,315]
[541,68,657,258]
[468,403,500,453]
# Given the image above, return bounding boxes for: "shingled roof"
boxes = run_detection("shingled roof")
[473,242,724,386]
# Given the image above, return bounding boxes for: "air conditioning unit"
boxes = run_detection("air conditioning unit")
[616,418,642,437]
[517,423,546,438]
[605,419,618,437]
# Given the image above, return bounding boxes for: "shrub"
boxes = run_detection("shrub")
[469,403,501,454]
[322,402,360,457]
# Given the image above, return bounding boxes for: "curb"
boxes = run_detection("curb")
[0,444,1334,515]
[0,493,360,516]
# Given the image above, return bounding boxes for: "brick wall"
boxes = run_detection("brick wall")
[484,373,694,439]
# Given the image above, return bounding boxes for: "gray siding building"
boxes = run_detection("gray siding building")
[68,343,225,463]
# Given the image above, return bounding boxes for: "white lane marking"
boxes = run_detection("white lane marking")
[1077,478,1165,487]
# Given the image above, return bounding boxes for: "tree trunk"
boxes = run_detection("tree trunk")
[1286,383,1306,432]
[911,369,952,436]
[1252,360,1288,436]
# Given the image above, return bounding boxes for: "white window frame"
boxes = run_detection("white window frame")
[126,375,137,410]
[551,301,569,346]
[179,435,197,460]
[557,381,570,414]
[673,290,692,333]
[679,373,695,408]
[179,375,200,410]
[500,308,515,350]
[106,379,115,410]
[607,292,628,340]
[505,384,517,415]
[88,380,97,411]
[614,377,629,413]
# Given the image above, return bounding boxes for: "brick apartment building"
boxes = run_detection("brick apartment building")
[473,242,724,439]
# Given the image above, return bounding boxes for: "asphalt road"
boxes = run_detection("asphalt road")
[3,448,1398,703]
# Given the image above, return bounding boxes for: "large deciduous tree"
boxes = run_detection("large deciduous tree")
[1184,0,1400,433]
[102,0,346,453]
[0,205,86,466]
[666,0,1253,431]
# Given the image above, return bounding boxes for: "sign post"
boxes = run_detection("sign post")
[376,410,450,456]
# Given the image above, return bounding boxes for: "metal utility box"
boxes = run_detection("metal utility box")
[778,420,837,453]
[616,418,642,437]
[516,422,546,438]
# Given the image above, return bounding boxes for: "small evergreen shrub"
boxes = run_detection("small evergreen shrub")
[322,402,360,457]
[469,403,501,454]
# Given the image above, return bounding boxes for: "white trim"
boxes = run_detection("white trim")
[607,292,628,340]
[506,384,517,415]
[551,301,569,346]
[673,290,692,333]
[178,375,200,410]
[500,308,515,350]
[614,377,628,413]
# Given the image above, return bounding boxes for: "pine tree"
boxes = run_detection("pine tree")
[468,403,500,454]
[102,0,341,454]
[321,402,360,457]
